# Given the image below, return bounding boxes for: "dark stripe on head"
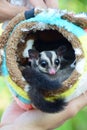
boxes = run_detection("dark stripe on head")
[45,51,53,64]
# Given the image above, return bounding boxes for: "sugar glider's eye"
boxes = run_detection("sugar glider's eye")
[40,60,48,68]
[55,59,60,66]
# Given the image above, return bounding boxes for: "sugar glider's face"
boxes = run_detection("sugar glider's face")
[37,51,60,75]
[28,46,67,75]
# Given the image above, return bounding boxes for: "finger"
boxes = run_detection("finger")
[45,0,58,8]
[1,101,25,125]
[29,0,47,8]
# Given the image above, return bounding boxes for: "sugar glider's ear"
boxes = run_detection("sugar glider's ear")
[28,49,39,59]
[56,45,67,56]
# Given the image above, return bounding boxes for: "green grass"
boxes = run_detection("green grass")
[59,0,87,12]
[0,76,11,119]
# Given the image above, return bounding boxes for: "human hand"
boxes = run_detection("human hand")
[0,0,58,23]
[0,0,27,22]
[44,0,58,8]
[0,92,87,130]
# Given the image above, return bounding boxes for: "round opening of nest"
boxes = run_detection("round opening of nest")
[6,23,83,93]
[17,29,75,68]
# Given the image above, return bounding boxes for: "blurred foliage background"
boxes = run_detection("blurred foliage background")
[59,0,87,12]
[0,0,87,129]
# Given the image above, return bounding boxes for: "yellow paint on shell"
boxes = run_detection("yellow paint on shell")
[79,34,87,72]
[7,76,29,100]
[46,80,80,101]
